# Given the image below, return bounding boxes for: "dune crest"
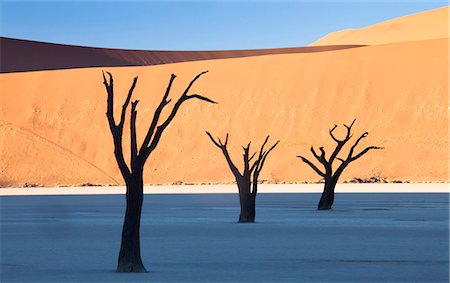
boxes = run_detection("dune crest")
[310,6,448,46]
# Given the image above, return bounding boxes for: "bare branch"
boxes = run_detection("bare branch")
[181,70,209,97]
[103,71,116,130]
[257,140,280,173]
[252,135,271,174]
[347,119,356,130]
[328,119,357,165]
[223,152,242,179]
[250,159,259,175]
[161,74,176,102]
[343,121,354,139]
[351,146,383,162]
[224,133,229,147]
[242,142,251,175]
[311,146,321,160]
[248,151,257,162]
[102,71,131,179]
[297,156,326,177]
[252,138,278,196]
[319,147,326,159]
[311,146,327,166]
[328,142,346,166]
[130,100,139,170]
[205,131,221,148]
[119,76,138,128]
[329,119,355,144]
[185,94,217,104]
[333,144,382,179]
[146,71,214,155]
[329,124,339,142]
[104,71,114,99]
[139,74,176,156]
[347,132,368,159]
[206,132,241,178]
[260,136,270,154]
[341,119,355,141]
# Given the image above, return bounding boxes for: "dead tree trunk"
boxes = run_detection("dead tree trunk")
[237,176,255,222]
[103,71,216,272]
[117,172,145,272]
[318,177,337,210]
[206,133,279,223]
[298,119,383,210]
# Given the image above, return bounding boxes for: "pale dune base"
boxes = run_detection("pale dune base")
[0,183,448,196]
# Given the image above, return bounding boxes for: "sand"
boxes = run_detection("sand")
[0,7,448,187]
[311,6,448,46]
[1,38,447,186]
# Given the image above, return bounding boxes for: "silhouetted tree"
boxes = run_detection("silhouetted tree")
[103,70,216,272]
[297,119,383,210]
[206,133,279,222]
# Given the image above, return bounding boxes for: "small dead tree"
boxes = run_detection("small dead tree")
[103,70,216,272]
[206,133,279,222]
[297,119,383,210]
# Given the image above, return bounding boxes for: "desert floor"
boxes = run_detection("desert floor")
[1,185,448,282]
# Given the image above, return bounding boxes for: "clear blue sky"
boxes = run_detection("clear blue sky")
[0,0,447,50]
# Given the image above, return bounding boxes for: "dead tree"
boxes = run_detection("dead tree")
[103,70,216,272]
[206,133,279,222]
[297,119,383,210]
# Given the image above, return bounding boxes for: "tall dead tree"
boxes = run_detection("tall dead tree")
[206,133,279,222]
[297,119,383,210]
[103,70,216,272]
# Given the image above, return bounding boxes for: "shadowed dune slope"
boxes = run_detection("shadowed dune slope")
[0,38,447,186]
[0,37,362,73]
[311,6,448,46]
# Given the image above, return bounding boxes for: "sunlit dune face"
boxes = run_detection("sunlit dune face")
[0,38,447,186]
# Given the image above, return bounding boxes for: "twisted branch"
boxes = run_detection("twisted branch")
[298,119,382,180]
[142,71,216,161]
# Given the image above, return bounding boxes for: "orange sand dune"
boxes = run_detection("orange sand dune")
[0,37,362,73]
[311,6,448,46]
[0,38,447,186]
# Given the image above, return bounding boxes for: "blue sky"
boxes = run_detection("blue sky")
[0,1,447,50]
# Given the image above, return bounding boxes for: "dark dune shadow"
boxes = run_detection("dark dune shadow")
[0,37,365,73]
